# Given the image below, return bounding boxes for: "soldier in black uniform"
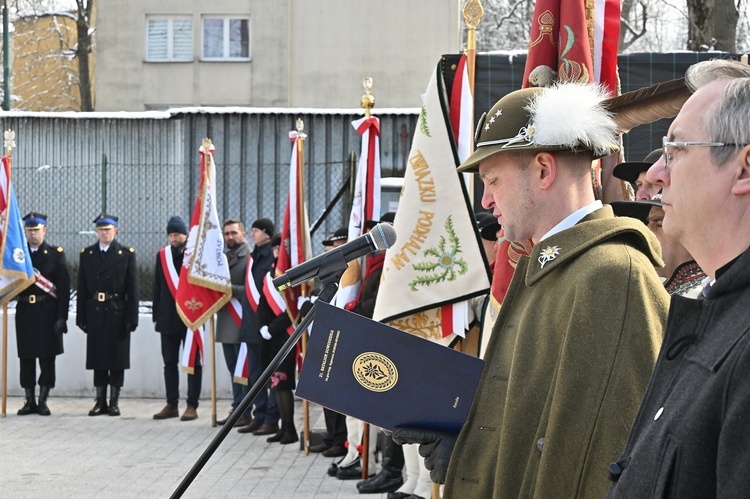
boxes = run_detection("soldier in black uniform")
[76,214,139,417]
[15,213,70,416]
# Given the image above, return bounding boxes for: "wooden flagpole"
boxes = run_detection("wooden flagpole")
[296,118,311,454]
[456,1,485,361]
[360,77,376,479]
[2,303,7,417]
[210,316,217,427]
[1,131,14,417]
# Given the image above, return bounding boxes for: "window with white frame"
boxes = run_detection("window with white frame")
[201,16,251,61]
[146,16,193,62]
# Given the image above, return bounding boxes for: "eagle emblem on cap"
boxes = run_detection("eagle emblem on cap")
[538,245,561,269]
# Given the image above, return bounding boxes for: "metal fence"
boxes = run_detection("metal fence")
[0,109,419,300]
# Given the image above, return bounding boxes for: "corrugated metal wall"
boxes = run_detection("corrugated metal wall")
[0,110,418,298]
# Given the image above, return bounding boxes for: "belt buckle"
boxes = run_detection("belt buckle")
[28,295,36,304]
[97,292,106,302]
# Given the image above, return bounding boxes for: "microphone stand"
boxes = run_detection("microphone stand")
[171,255,350,498]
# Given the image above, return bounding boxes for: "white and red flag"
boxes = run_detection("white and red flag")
[233,342,249,385]
[175,142,232,360]
[348,115,381,241]
[275,129,312,324]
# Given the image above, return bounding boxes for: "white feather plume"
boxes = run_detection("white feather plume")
[525,83,617,156]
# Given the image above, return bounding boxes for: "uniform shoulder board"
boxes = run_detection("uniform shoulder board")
[129,247,135,253]
[57,246,64,253]
[81,248,85,253]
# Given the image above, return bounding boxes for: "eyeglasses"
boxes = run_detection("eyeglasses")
[662,136,741,166]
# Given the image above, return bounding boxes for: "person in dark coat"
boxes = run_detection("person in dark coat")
[15,212,70,416]
[236,217,280,435]
[606,75,750,498]
[77,214,139,417]
[152,216,201,421]
[256,233,296,445]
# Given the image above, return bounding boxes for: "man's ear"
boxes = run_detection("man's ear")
[534,152,557,190]
[731,145,750,195]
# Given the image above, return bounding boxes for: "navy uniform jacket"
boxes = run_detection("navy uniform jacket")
[152,245,186,336]
[15,240,70,359]
[77,239,139,370]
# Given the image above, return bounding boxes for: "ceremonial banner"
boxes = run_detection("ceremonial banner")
[372,62,490,342]
[348,115,381,241]
[175,143,232,330]
[0,153,34,304]
[158,245,206,373]
[275,130,312,324]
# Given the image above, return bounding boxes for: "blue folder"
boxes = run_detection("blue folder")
[296,302,485,433]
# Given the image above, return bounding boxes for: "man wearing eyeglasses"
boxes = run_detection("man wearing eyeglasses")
[606,77,750,498]
[393,83,669,498]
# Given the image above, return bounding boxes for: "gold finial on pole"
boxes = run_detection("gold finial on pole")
[202,137,212,149]
[361,76,375,118]
[463,0,483,98]
[463,0,484,31]
[296,117,305,134]
[4,129,15,157]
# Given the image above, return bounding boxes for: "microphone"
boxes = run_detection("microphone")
[273,222,397,290]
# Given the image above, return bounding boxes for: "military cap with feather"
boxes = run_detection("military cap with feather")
[458,83,620,172]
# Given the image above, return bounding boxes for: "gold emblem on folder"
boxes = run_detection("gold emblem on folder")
[352,352,398,392]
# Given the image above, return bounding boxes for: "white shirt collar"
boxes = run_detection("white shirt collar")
[539,201,602,242]
[99,244,110,252]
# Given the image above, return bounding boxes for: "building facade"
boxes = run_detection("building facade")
[95,0,460,111]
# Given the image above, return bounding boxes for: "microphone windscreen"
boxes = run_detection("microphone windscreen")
[369,223,397,250]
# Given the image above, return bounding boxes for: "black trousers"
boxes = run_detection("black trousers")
[161,333,202,408]
[19,357,56,388]
[323,408,347,446]
[93,369,124,387]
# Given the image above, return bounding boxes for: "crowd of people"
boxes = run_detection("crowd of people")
[12,59,750,498]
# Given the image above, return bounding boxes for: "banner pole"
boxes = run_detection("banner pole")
[210,316,217,427]
[1,303,7,417]
[295,119,312,453]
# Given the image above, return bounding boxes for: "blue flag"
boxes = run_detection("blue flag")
[0,155,35,304]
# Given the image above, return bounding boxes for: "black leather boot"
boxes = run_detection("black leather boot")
[37,386,51,416]
[89,386,108,416]
[108,386,121,416]
[17,387,37,416]
[279,422,299,445]
[266,422,285,443]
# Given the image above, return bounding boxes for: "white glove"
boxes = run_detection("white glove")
[260,325,272,340]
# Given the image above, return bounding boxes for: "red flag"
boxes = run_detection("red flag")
[522,0,594,88]
[275,130,312,324]
[175,143,232,330]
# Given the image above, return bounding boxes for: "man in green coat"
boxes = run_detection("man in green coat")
[394,83,669,498]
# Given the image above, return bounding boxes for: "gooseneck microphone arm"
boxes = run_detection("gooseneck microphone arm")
[170,253,351,498]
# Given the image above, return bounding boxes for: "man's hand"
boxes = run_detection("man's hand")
[260,325,272,340]
[53,319,67,335]
[126,323,137,333]
[392,427,458,484]
[77,322,87,333]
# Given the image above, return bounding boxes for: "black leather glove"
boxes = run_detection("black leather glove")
[392,427,458,484]
[77,322,87,333]
[53,319,67,335]
[126,323,137,333]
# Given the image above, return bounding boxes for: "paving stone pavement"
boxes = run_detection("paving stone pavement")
[1,396,390,499]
